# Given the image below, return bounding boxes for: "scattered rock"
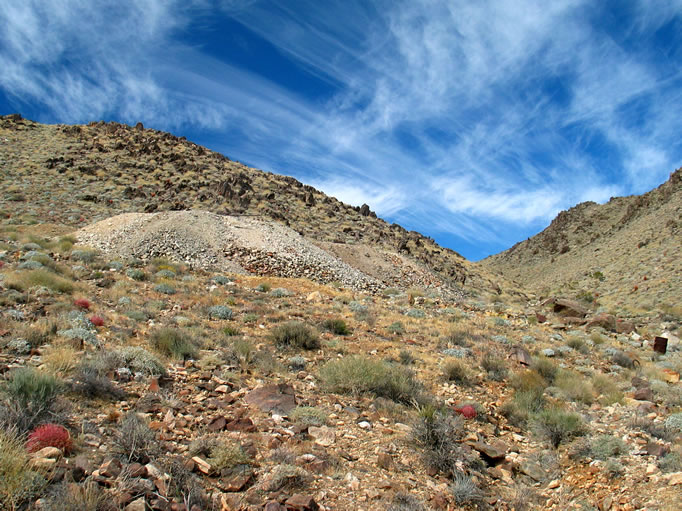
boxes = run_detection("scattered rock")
[244,384,297,414]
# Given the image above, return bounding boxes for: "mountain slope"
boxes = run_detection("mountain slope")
[0,114,517,300]
[482,169,682,313]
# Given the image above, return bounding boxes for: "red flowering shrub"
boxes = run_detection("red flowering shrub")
[89,315,105,327]
[453,405,477,419]
[26,423,72,454]
[74,298,91,310]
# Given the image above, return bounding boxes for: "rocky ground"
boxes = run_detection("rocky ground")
[0,113,680,510]
[0,226,680,510]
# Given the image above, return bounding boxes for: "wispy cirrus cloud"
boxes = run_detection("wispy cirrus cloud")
[1,0,681,259]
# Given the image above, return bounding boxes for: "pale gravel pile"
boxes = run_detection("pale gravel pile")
[76,210,383,292]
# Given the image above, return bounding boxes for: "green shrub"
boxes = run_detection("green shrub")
[658,452,682,473]
[290,406,327,427]
[2,368,61,432]
[399,350,416,365]
[443,359,472,385]
[6,269,74,294]
[592,374,623,405]
[556,371,594,405]
[223,326,241,337]
[153,283,176,295]
[320,356,422,404]
[567,336,589,353]
[481,353,507,381]
[209,440,251,473]
[271,322,320,350]
[0,429,46,510]
[387,493,426,511]
[208,305,232,320]
[387,322,404,335]
[443,328,474,347]
[411,405,477,476]
[532,408,584,448]
[43,480,114,511]
[450,472,485,506]
[125,268,146,281]
[320,319,350,335]
[510,370,547,392]
[531,357,558,385]
[590,435,628,460]
[151,328,198,360]
[500,389,546,427]
[114,413,157,462]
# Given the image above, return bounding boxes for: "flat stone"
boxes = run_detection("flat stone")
[225,417,257,432]
[285,494,319,511]
[308,426,335,446]
[377,452,394,470]
[31,446,62,459]
[100,458,123,478]
[664,472,682,485]
[221,472,252,492]
[244,383,297,414]
[207,416,226,432]
[553,298,588,318]
[646,443,669,458]
[661,369,680,383]
[125,498,147,511]
[470,441,507,463]
[634,387,654,401]
[264,502,283,511]
[511,345,532,365]
[191,456,212,475]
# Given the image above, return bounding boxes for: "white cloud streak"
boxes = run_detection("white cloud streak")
[1,0,681,257]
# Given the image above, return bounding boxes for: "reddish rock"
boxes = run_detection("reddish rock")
[207,416,227,432]
[244,384,297,414]
[646,443,669,458]
[470,441,507,462]
[536,313,547,323]
[100,458,122,478]
[377,453,394,470]
[221,472,253,492]
[616,320,635,334]
[264,502,284,511]
[510,345,532,366]
[634,387,654,401]
[126,462,147,478]
[553,298,588,318]
[225,417,257,433]
[285,494,319,511]
[586,313,616,331]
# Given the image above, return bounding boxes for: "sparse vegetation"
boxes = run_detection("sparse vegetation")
[150,327,198,360]
[114,412,157,462]
[1,368,62,432]
[532,408,584,448]
[320,356,423,404]
[271,322,320,350]
[320,318,350,335]
[443,359,473,384]
[5,269,74,294]
[0,429,45,511]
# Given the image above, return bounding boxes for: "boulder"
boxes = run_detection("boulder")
[285,494,319,511]
[552,298,588,318]
[586,313,616,331]
[244,384,297,414]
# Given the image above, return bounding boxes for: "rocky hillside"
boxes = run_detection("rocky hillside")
[482,169,682,315]
[0,114,518,302]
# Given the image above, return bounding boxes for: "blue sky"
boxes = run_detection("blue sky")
[1,1,681,260]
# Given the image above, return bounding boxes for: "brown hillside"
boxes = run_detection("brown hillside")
[0,114,517,301]
[483,169,682,314]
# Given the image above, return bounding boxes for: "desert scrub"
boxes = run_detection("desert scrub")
[151,327,198,360]
[387,493,426,511]
[5,269,74,294]
[290,406,327,427]
[589,434,628,460]
[592,374,624,405]
[1,368,61,432]
[209,440,252,474]
[411,405,478,476]
[153,283,176,295]
[556,371,595,405]
[399,349,416,365]
[387,321,404,335]
[42,480,114,511]
[271,322,320,350]
[70,248,97,263]
[532,408,584,448]
[222,325,241,337]
[320,356,423,404]
[443,327,482,347]
[531,357,558,384]
[481,352,508,381]
[155,269,176,279]
[320,318,350,335]
[0,429,46,511]
[125,268,146,281]
[207,305,233,320]
[114,413,157,462]
[500,389,546,427]
[450,472,486,506]
[42,344,78,375]
[510,369,548,393]
[443,359,473,385]
[567,336,589,353]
